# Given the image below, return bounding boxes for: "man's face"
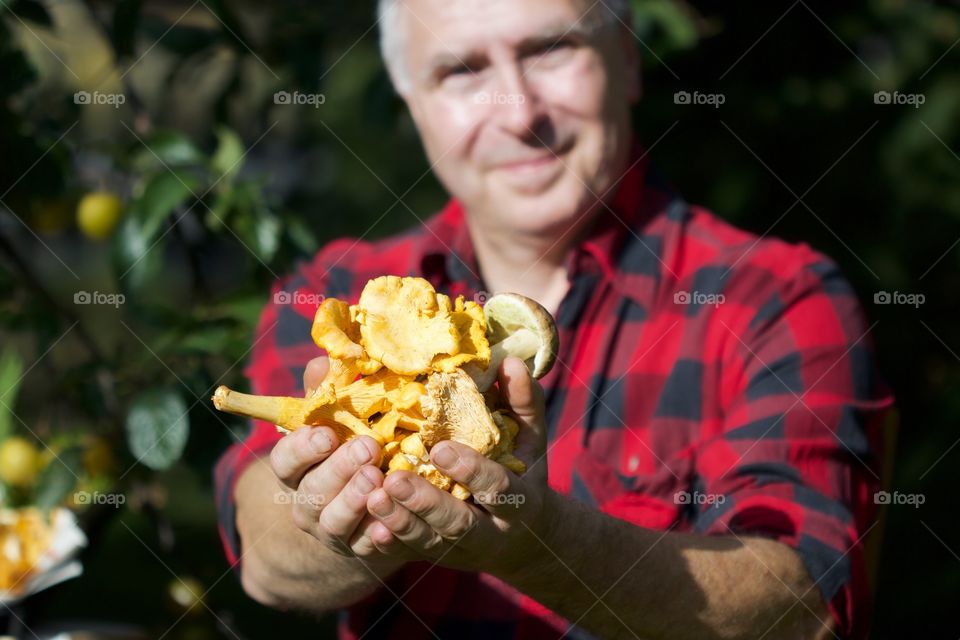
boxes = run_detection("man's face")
[396,0,640,234]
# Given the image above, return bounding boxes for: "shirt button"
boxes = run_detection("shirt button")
[627,455,640,472]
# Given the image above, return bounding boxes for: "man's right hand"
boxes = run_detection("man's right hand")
[268,356,399,559]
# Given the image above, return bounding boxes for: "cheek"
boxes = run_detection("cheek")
[418,97,483,156]
[536,57,609,120]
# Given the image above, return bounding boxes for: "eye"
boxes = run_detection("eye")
[543,38,574,53]
[446,64,476,77]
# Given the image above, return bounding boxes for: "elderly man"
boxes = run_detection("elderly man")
[214,0,894,638]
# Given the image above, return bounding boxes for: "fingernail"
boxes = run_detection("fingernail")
[372,496,395,517]
[432,444,458,469]
[388,477,414,501]
[311,430,332,455]
[353,469,375,495]
[350,439,370,465]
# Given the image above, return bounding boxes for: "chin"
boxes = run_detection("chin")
[489,178,597,235]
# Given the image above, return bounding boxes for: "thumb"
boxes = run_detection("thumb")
[497,357,547,462]
[303,356,330,395]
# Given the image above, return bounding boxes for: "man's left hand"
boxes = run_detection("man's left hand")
[364,356,553,576]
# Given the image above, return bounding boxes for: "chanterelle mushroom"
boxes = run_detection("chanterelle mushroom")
[211,276,558,500]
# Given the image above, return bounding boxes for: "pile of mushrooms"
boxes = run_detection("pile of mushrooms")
[212,276,558,499]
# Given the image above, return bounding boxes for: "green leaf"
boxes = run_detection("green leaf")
[34,447,82,509]
[0,348,25,441]
[251,212,281,263]
[131,131,205,171]
[285,215,319,255]
[131,170,201,241]
[125,388,190,471]
[211,127,245,186]
[111,214,163,291]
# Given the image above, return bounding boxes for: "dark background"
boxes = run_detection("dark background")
[0,0,956,637]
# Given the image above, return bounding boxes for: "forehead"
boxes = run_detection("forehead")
[398,0,596,54]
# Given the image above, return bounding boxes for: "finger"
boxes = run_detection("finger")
[298,436,381,503]
[270,425,338,489]
[381,472,478,540]
[315,464,382,548]
[353,518,415,560]
[303,356,330,395]
[367,485,446,555]
[498,357,547,467]
[431,441,527,518]
[498,356,545,431]
[347,515,392,557]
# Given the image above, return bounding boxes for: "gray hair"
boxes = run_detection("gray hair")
[378,0,630,94]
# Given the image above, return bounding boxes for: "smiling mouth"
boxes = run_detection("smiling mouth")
[498,154,559,171]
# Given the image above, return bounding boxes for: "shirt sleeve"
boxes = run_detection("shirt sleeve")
[692,255,895,639]
[213,272,326,570]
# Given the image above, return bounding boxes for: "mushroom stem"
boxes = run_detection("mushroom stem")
[212,385,384,443]
[213,385,287,425]
[463,328,540,391]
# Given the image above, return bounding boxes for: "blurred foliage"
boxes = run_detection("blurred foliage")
[0,0,957,637]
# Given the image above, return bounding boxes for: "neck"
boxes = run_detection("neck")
[465,209,597,316]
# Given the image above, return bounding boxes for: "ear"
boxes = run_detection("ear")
[618,16,642,104]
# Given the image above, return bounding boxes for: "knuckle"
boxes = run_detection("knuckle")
[444,511,477,539]
[298,469,324,497]
[269,441,293,477]
[290,502,316,532]
[315,512,349,545]
[422,533,445,553]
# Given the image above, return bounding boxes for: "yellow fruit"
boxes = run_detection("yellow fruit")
[76,191,123,240]
[0,437,41,488]
[168,577,205,613]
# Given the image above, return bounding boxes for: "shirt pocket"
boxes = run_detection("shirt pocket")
[573,426,694,531]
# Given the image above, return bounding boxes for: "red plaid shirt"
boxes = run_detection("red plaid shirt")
[214,147,894,639]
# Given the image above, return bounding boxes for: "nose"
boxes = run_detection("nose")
[490,63,544,137]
